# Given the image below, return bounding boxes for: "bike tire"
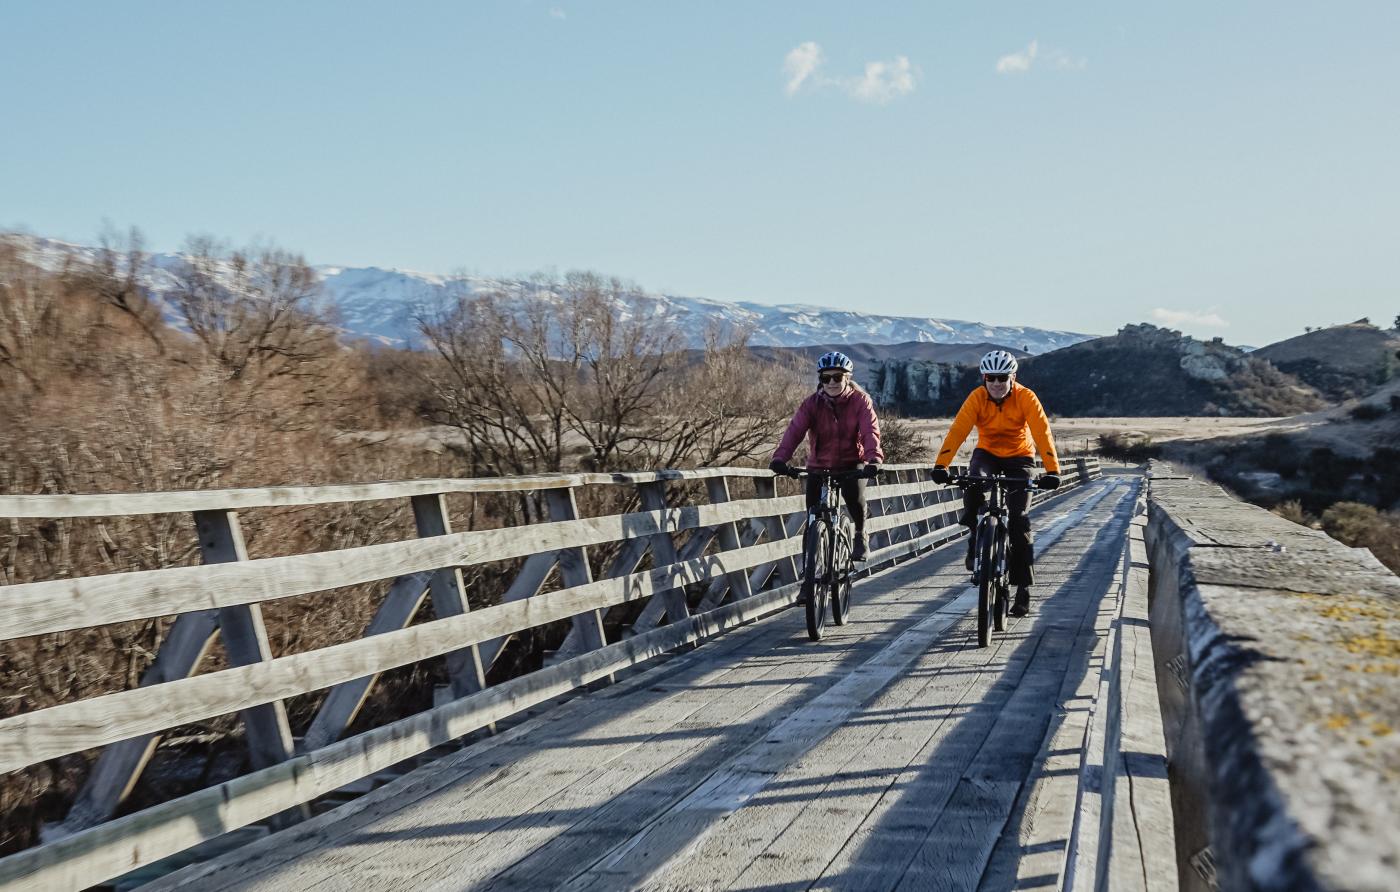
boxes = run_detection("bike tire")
[976,520,994,647]
[992,526,1008,632]
[803,519,831,641]
[830,524,852,626]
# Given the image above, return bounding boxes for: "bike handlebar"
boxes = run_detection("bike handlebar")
[783,467,872,482]
[945,473,1048,490]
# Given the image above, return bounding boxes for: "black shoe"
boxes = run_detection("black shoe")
[851,533,868,562]
[964,534,976,572]
[1010,586,1031,617]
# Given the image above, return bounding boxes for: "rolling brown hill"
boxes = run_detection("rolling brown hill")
[1250,320,1400,401]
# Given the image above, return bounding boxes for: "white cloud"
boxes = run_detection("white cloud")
[1151,307,1230,329]
[783,43,917,104]
[996,40,1038,74]
[784,42,825,96]
[996,39,1086,74]
[549,7,566,19]
[849,56,917,105]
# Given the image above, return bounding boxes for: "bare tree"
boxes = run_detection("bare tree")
[417,273,805,477]
[164,237,343,428]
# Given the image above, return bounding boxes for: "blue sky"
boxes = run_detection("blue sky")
[3,1,1396,346]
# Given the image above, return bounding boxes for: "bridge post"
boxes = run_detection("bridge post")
[411,494,488,698]
[866,479,891,551]
[543,487,608,653]
[194,511,300,770]
[633,481,690,624]
[753,475,800,587]
[700,476,754,607]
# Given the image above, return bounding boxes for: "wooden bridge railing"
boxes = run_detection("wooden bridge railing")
[0,457,1101,891]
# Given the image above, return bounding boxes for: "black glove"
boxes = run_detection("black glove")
[930,465,951,484]
[862,463,880,480]
[769,459,793,477]
[1038,473,1061,491]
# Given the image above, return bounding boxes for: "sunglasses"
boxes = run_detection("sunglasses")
[983,374,1010,383]
[819,373,848,384]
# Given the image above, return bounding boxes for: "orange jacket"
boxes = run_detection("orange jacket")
[934,382,1061,473]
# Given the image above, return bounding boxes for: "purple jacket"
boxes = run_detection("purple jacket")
[773,387,884,470]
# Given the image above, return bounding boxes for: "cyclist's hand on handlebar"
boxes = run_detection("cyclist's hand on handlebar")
[1037,473,1061,491]
[769,459,800,478]
[862,463,880,480]
[930,465,951,485]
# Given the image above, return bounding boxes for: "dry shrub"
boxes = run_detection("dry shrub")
[1320,502,1400,574]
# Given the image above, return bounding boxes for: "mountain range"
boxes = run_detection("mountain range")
[6,235,1094,354]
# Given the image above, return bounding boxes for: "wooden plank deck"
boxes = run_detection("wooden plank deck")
[146,476,1141,892]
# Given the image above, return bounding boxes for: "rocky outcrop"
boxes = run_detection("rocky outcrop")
[864,324,1328,417]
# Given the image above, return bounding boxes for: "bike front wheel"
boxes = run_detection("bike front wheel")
[803,519,832,641]
[830,526,852,626]
[976,521,995,647]
[992,525,1009,632]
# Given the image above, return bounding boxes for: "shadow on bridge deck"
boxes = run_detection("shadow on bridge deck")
[147,477,1141,892]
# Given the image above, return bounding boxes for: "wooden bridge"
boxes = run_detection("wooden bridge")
[2,458,1395,891]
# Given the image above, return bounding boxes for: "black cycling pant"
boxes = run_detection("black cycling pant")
[959,449,1036,587]
[806,470,867,536]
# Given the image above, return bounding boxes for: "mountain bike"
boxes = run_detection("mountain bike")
[945,473,1049,647]
[781,468,869,641]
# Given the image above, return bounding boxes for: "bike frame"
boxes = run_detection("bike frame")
[791,468,863,640]
[949,472,1035,647]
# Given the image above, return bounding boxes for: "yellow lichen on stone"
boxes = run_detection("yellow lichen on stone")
[1371,723,1393,737]
[1341,629,1400,660]
[1327,714,1352,730]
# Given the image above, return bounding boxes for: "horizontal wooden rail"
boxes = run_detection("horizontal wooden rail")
[0,468,779,519]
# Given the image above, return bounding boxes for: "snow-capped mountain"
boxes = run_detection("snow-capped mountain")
[4,235,1096,353]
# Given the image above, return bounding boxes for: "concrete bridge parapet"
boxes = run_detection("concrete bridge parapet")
[1144,460,1400,892]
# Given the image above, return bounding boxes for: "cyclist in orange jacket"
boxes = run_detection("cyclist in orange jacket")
[930,350,1061,617]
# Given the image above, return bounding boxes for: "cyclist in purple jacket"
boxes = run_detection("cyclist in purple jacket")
[769,351,884,561]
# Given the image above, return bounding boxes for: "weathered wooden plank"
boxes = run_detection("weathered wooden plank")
[564,589,982,890]
[0,493,807,641]
[0,469,781,519]
[315,660,825,891]
[0,569,807,892]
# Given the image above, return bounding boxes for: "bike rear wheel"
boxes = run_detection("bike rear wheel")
[830,525,852,626]
[803,518,831,641]
[976,520,995,647]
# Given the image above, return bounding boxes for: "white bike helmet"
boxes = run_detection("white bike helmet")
[817,351,855,374]
[979,350,1018,376]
